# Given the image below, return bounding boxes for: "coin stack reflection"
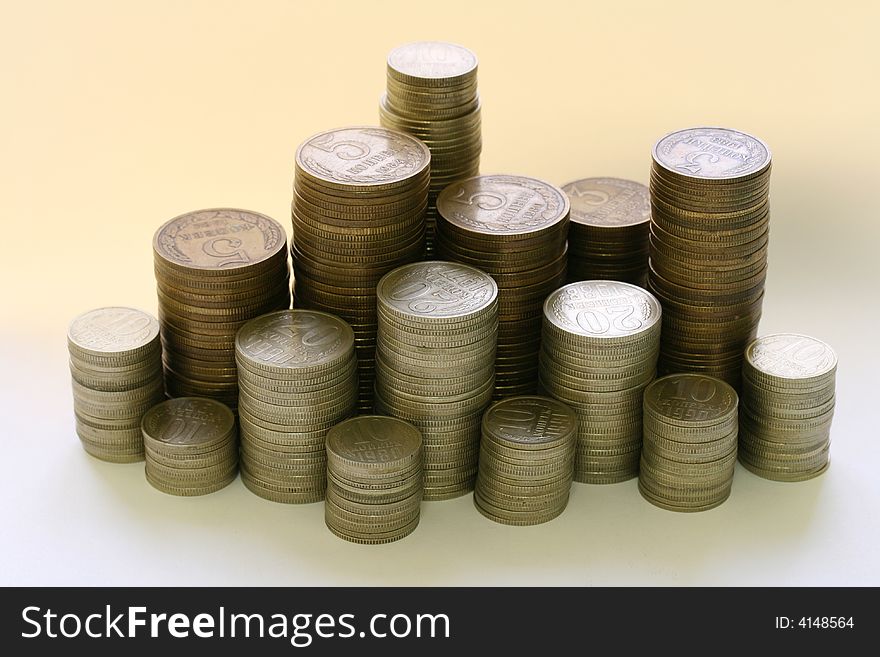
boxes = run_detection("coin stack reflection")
[235,310,358,503]
[292,126,430,413]
[68,307,165,463]
[380,41,481,257]
[374,261,497,500]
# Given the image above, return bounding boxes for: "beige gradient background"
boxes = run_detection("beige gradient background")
[2,0,878,585]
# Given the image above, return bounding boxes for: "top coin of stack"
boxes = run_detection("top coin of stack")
[292,126,430,412]
[380,41,481,257]
[739,333,837,481]
[436,175,570,398]
[648,127,772,389]
[68,307,165,462]
[562,178,651,287]
[153,208,291,410]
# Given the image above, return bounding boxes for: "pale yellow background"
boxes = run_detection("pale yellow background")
[1,0,878,585]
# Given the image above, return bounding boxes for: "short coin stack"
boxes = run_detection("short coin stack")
[474,396,577,525]
[380,41,481,257]
[235,310,358,503]
[292,126,430,412]
[141,397,238,496]
[739,333,836,481]
[649,127,771,388]
[374,261,497,500]
[539,281,661,483]
[68,307,165,463]
[562,177,651,286]
[436,175,570,398]
[153,208,290,410]
[325,416,423,544]
[640,374,738,512]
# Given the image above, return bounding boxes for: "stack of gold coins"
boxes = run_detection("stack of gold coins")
[235,310,358,503]
[739,333,836,481]
[436,175,569,398]
[562,178,651,286]
[640,374,738,512]
[380,41,481,257]
[292,126,430,412]
[141,397,238,496]
[153,208,290,410]
[325,416,423,544]
[474,396,577,525]
[539,281,661,483]
[374,261,497,500]
[648,127,771,389]
[68,307,165,463]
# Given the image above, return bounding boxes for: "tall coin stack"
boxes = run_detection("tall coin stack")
[235,310,358,503]
[539,281,661,483]
[739,334,836,481]
[649,127,771,389]
[292,126,430,412]
[325,416,423,544]
[474,396,577,525]
[68,307,165,463]
[374,261,498,500]
[436,175,570,398]
[562,178,651,286]
[640,374,738,512]
[380,41,481,257]
[153,209,290,411]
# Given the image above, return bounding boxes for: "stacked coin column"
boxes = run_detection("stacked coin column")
[235,310,358,503]
[436,175,569,398]
[739,334,836,481]
[68,307,165,463]
[539,281,661,483]
[639,374,738,512]
[374,261,497,500]
[292,127,430,413]
[380,41,481,257]
[648,127,771,389]
[153,209,290,411]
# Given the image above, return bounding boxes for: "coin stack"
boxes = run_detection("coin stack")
[374,261,497,500]
[380,41,481,257]
[649,127,771,389]
[562,177,651,286]
[325,416,423,544]
[141,397,239,496]
[539,281,661,483]
[292,126,430,412]
[68,307,165,463]
[739,333,836,481]
[235,310,358,503]
[436,175,569,398]
[474,396,577,525]
[640,373,738,512]
[153,208,290,411]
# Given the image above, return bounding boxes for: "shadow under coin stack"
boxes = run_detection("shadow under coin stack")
[562,178,651,287]
[474,396,577,525]
[739,334,836,481]
[141,397,239,496]
[648,127,771,389]
[380,41,481,257]
[325,416,423,544]
[374,261,497,500]
[292,127,430,413]
[639,374,738,512]
[235,310,358,503]
[436,175,569,398]
[68,307,165,463]
[153,209,291,411]
[539,281,661,483]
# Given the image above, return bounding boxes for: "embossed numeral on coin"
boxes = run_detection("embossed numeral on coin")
[664,376,717,403]
[309,134,370,160]
[160,418,204,444]
[575,305,641,334]
[448,188,506,211]
[201,237,251,267]
[568,187,609,206]
[390,281,460,314]
[676,151,720,174]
